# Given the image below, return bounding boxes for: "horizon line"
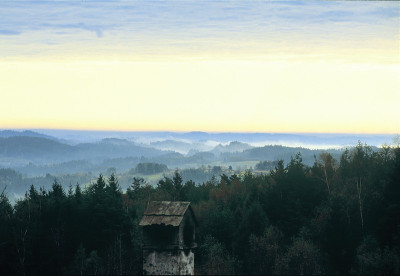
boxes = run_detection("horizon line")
[1,127,398,136]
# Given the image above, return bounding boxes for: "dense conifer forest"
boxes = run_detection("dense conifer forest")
[0,142,399,275]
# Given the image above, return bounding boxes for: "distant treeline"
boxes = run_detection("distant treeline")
[0,142,399,275]
[131,162,168,175]
[255,160,279,171]
[0,164,230,202]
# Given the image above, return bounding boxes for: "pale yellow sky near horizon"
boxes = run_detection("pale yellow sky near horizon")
[0,1,399,134]
[1,55,398,134]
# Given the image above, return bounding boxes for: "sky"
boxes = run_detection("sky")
[0,0,399,134]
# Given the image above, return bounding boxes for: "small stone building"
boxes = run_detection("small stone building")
[139,201,198,275]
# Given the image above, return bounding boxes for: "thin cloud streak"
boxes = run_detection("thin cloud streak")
[0,1,398,61]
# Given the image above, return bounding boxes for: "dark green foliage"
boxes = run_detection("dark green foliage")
[204,207,236,249]
[0,143,399,275]
[156,170,185,201]
[133,162,168,175]
[277,237,322,275]
[197,235,236,275]
[352,236,400,275]
[248,226,284,275]
[0,174,140,275]
[0,189,17,274]
[235,201,269,260]
[255,160,279,171]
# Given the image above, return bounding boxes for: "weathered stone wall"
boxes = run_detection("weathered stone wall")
[143,249,194,275]
[178,250,194,275]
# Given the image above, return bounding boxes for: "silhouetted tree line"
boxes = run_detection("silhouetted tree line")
[0,142,399,275]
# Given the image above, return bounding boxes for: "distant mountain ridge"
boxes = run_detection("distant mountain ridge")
[34,129,395,148]
[211,141,253,155]
[0,129,394,178]
[0,136,167,167]
[0,130,57,140]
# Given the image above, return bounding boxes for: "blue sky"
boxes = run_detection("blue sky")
[1,1,398,60]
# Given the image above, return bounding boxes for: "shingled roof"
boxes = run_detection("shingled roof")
[139,201,197,227]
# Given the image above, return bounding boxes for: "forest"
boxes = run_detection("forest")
[0,142,399,275]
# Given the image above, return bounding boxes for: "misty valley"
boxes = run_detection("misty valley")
[0,130,392,201]
[0,130,399,275]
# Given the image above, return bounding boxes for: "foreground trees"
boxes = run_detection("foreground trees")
[0,144,399,275]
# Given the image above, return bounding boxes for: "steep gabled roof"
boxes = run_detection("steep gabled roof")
[139,201,197,227]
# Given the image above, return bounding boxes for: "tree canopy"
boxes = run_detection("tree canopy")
[0,143,399,275]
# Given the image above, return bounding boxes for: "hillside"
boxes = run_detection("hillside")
[211,141,253,155]
[0,136,167,168]
[0,136,75,164]
[0,130,57,140]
